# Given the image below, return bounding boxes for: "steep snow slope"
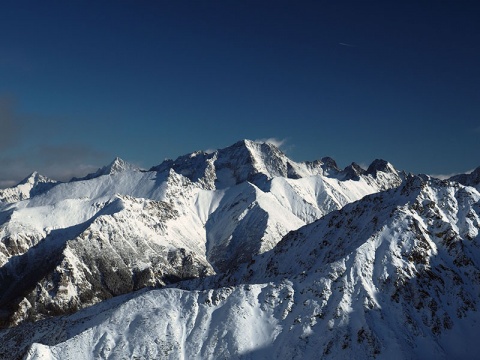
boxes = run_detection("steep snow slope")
[3,175,480,359]
[0,140,403,327]
[5,285,284,360]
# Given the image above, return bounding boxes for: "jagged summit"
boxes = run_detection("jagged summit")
[17,172,55,187]
[0,172,57,203]
[150,139,403,191]
[151,139,308,189]
[342,162,367,180]
[320,156,340,171]
[367,158,396,175]
[72,157,139,181]
[104,157,139,174]
[19,171,38,185]
[148,140,405,195]
[215,139,306,184]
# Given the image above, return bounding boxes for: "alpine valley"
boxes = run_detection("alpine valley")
[0,139,478,359]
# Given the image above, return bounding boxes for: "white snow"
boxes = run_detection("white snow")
[2,140,478,360]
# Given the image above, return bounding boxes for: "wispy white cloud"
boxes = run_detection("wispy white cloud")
[255,137,287,149]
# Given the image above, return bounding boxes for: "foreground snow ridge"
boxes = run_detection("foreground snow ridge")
[24,285,281,360]
[0,139,479,359]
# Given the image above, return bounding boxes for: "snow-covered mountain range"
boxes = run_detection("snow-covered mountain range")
[0,139,478,359]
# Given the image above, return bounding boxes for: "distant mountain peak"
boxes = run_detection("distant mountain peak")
[105,157,138,174]
[366,159,396,175]
[19,171,47,185]
[150,139,298,189]
[72,157,139,181]
[149,139,405,191]
[342,162,367,180]
[0,172,57,203]
[449,166,480,188]
[321,156,339,171]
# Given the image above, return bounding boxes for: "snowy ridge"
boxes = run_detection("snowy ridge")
[151,140,404,190]
[2,175,479,359]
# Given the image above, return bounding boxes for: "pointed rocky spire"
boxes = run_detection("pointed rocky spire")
[367,159,397,176]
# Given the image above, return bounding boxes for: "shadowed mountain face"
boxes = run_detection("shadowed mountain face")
[3,140,478,359]
[450,167,480,189]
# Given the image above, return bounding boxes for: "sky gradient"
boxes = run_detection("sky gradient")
[0,1,479,187]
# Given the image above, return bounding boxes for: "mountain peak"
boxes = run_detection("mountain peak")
[342,162,366,180]
[150,139,406,190]
[151,139,299,189]
[215,139,303,186]
[228,138,285,153]
[0,172,57,203]
[105,157,138,174]
[19,171,39,185]
[449,166,480,188]
[16,172,57,191]
[321,156,339,170]
[366,159,396,176]
[72,157,139,182]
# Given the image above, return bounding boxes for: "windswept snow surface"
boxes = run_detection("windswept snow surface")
[2,175,480,359]
[21,285,281,360]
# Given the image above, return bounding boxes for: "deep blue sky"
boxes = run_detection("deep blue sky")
[0,1,479,186]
